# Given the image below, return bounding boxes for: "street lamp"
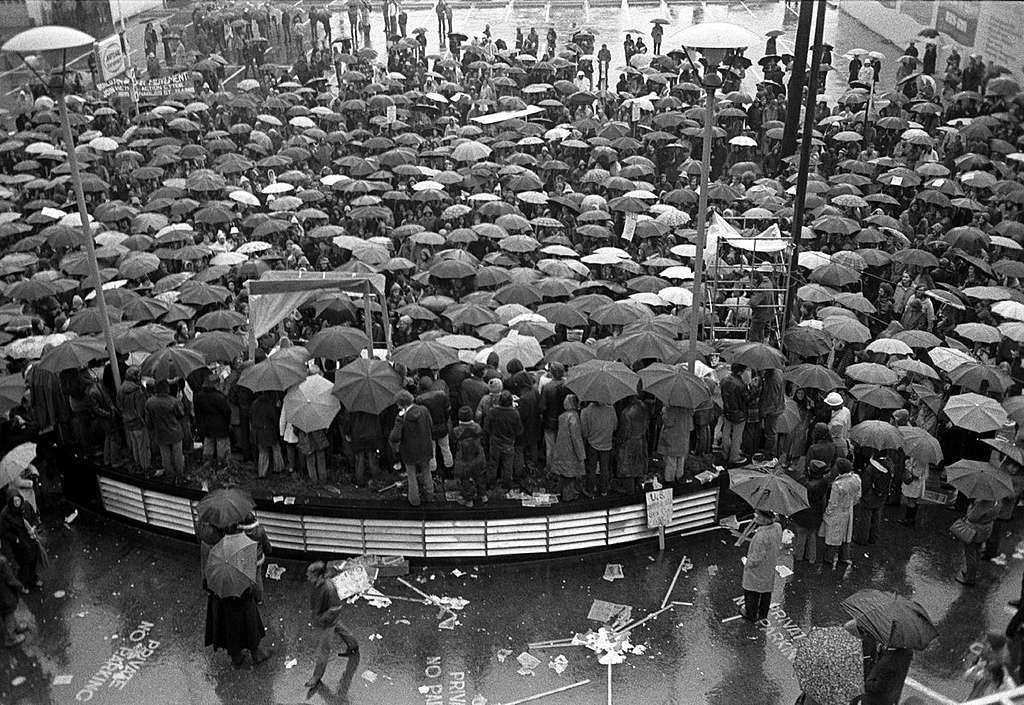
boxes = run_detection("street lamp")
[3,26,122,389]
[675,22,757,373]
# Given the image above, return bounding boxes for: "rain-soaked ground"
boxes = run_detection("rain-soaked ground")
[1,501,1020,705]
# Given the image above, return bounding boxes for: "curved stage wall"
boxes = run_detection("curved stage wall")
[95,471,719,559]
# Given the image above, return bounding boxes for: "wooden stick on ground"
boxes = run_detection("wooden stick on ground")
[607,663,613,705]
[660,557,687,609]
[613,604,675,635]
[396,577,456,620]
[500,679,592,705]
[527,639,575,650]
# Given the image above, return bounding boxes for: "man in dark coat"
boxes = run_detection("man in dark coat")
[416,377,452,475]
[721,364,749,466]
[194,376,232,464]
[388,391,435,506]
[483,392,523,490]
[460,363,489,424]
[145,380,186,478]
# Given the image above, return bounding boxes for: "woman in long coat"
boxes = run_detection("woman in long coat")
[0,491,41,589]
[742,510,782,622]
[616,396,649,493]
[204,529,271,667]
[550,394,585,502]
[819,458,861,568]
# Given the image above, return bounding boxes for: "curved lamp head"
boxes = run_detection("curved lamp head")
[677,22,758,65]
[2,26,95,67]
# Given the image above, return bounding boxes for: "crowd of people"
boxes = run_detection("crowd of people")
[0,4,1020,701]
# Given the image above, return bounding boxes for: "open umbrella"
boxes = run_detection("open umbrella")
[944,393,1009,433]
[492,331,543,368]
[306,326,370,360]
[849,420,903,450]
[282,374,340,432]
[332,358,403,414]
[197,488,254,529]
[565,359,639,404]
[729,467,808,515]
[206,533,257,598]
[238,357,307,392]
[785,363,843,392]
[187,331,245,363]
[544,341,597,366]
[139,346,206,380]
[0,374,25,415]
[793,627,864,705]
[36,337,108,372]
[637,364,710,407]
[898,427,942,464]
[0,442,36,500]
[946,460,1015,501]
[840,590,937,650]
[721,342,787,370]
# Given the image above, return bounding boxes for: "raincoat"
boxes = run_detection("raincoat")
[820,471,861,546]
[742,520,782,593]
[900,457,927,501]
[549,410,585,478]
[616,399,649,477]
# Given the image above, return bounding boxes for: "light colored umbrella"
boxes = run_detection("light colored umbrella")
[282,374,340,432]
[898,426,942,464]
[944,392,1009,433]
[865,338,913,356]
[946,460,1015,500]
[793,627,863,705]
[0,442,36,495]
[492,331,543,368]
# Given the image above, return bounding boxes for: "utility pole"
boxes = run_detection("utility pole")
[781,0,828,332]
[780,0,813,157]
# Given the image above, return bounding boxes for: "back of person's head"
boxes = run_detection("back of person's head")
[730,363,746,376]
[563,393,578,411]
[470,361,485,377]
[458,406,472,422]
[486,351,499,367]
[419,375,434,392]
[506,358,524,375]
[498,391,513,407]
[812,422,829,442]
[395,389,414,408]
[550,361,565,380]
[155,380,170,395]
[487,378,502,393]
[835,457,853,474]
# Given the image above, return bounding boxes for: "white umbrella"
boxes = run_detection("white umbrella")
[229,190,261,207]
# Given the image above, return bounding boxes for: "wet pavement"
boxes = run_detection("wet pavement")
[1,500,1020,705]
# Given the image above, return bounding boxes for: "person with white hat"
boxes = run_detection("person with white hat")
[825,391,851,459]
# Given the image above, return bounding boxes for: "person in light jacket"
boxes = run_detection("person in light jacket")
[820,457,861,568]
[549,394,585,502]
[957,498,999,586]
[657,405,693,484]
[742,509,782,622]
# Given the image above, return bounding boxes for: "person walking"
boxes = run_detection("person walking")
[821,458,861,568]
[0,493,41,590]
[145,380,186,478]
[956,498,999,586]
[650,23,663,55]
[304,561,360,691]
[436,0,449,47]
[194,376,232,465]
[964,632,1016,699]
[721,364,749,466]
[581,400,616,497]
[117,366,150,473]
[389,390,436,506]
[741,509,782,622]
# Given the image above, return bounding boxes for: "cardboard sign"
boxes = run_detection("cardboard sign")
[94,34,126,82]
[386,104,397,123]
[100,71,195,99]
[621,211,637,242]
[645,488,673,528]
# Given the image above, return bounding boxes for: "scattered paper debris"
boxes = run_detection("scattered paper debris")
[991,554,1008,566]
[719,515,742,531]
[368,634,382,641]
[603,564,624,582]
[265,564,286,580]
[361,670,378,683]
[53,675,73,686]
[548,654,568,674]
[781,529,795,546]
[496,649,513,662]
[721,615,744,623]
[395,619,411,625]
[517,651,541,676]
[776,565,794,578]
[418,685,431,694]
[588,599,632,625]
[283,496,295,505]
[272,495,284,503]
[64,510,78,525]
[438,615,458,630]
[472,695,487,705]
[360,587,393,609]
[452,569,465,577]
[53,590,66,599]
[11,676,26,686]
[284,658,298,669]
[707,565,718,576]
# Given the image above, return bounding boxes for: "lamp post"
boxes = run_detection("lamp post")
[676,22,758,373]
[3,26,122,389]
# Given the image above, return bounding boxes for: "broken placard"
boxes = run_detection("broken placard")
[438,614,458,630]
[332,564,376,600]
[587,599,632,626]
[548,654,568,674]
[602,564,624,582]
[265,563,286,580]
[776,565,794,578]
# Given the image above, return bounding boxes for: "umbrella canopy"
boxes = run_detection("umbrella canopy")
[206,533,257,598]
[139,346,206,381]
[391,340,459,370]
[492,331,544,368]
[565,359,640,404]
[729,468,809,515]
[637,363,710,407]
[840,589,938,650]
[197,488,255,529]
[849,420,903,450]
[0,374,25,415]
[946,459,1015,501]
[238,357,307,392]
[332,358,404,414]
[721,342,787,370]
[785,363,843,391]
[306,326,371,360]
[898,427,942,464]
[793,627,864,705]
[282,374,340,432]
[944,392,1009,433]
[0,442,36,499]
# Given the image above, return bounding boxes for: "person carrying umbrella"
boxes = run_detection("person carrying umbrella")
[741,509,782,622]
[650,22,663,55]
[304,561,360,691]
[204,530,271,668]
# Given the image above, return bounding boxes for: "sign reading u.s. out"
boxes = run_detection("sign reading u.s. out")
[94,35,126,82]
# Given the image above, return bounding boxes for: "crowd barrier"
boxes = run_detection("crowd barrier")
[94,471,720,560]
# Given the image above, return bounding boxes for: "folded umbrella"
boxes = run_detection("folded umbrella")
[840,589,937,650]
